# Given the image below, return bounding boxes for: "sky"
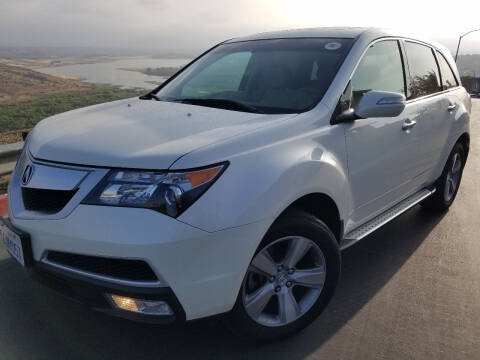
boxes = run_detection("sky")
[1,0,480,55]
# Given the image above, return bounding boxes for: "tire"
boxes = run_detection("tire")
[421,142,465,212]
[229,209,341,340]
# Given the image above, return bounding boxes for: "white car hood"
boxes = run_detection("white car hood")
[28,98,294,169]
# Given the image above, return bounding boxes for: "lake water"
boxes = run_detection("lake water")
[38,57,191,89]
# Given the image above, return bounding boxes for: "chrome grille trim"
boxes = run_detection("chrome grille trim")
[9,152,110,220]
[22,163,88,191]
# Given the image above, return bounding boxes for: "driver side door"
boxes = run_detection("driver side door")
[344,40,422,227]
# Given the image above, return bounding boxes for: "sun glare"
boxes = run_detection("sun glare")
[269,0,480,40]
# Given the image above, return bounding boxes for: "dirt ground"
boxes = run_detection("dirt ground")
[0,129,28,145]
[0,63,89,103]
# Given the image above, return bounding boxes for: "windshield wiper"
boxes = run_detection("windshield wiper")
[170,98,264,114]
[139,92,160,101]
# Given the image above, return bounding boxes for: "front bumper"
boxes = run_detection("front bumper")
[8,152,272,321]
[9,204,270,321]
[29,260,185,324]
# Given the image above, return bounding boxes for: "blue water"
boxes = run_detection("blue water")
[38,57,190,89]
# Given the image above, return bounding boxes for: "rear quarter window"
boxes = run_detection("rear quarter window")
[404,41,442,99]
[436,51,459,90]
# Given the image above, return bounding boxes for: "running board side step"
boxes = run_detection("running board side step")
[341,188,435,250]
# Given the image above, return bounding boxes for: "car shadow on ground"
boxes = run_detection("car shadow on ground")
[0,206,445,360]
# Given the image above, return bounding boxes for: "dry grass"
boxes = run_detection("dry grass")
[0,129,28,145]
[0,174,10,194]
[0,63,90,103]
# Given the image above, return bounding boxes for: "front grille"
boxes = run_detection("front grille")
[22,188,77,213]
[46,251,158,282]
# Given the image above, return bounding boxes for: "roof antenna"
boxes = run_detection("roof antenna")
[455,29,480,62]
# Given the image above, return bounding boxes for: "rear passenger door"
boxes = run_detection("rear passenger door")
[433,50,462,174]
[402,41,454,183]
[345,40,422,225]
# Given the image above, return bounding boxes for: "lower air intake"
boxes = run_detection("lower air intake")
[46,251,158,282]
[22,188,77,213]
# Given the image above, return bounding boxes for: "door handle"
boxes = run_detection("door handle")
[447,104,457,112]
[402,119,417,131]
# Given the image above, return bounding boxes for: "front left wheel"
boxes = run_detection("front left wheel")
[229,210,341,339]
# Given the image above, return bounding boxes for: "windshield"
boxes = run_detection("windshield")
[155,38,353,114]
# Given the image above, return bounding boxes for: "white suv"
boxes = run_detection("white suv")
[1,28,470,339]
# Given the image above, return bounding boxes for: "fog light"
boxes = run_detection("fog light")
[107,294,174,316]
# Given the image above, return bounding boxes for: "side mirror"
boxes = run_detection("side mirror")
[354,90,406,119]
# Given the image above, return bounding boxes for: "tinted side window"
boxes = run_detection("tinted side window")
[436,51,458,90]
[404,42,441,99]
[351,41,405,108]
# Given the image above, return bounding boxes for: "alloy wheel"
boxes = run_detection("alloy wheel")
[242,236,326,327]
[444,152,462,202]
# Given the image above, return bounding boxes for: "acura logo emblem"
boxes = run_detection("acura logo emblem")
[21,164,34,186]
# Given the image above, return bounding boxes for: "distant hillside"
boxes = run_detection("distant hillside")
[0,46,144,59]
[0,63,89,102]
[457,54,480,76]
[119,66,181,78]
[0,63,144,141]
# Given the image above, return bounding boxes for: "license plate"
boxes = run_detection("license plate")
[0,218,31,267]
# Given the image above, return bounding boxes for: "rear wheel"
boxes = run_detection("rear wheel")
[422,142,465,211]
[230,210,340,339]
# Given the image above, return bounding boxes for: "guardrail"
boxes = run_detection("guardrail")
[0,142,22,216]
[0,141,23,176]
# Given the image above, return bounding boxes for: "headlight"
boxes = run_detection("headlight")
[82,162,227,217]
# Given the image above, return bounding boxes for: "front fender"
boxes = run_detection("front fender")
[176,111,351,233]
